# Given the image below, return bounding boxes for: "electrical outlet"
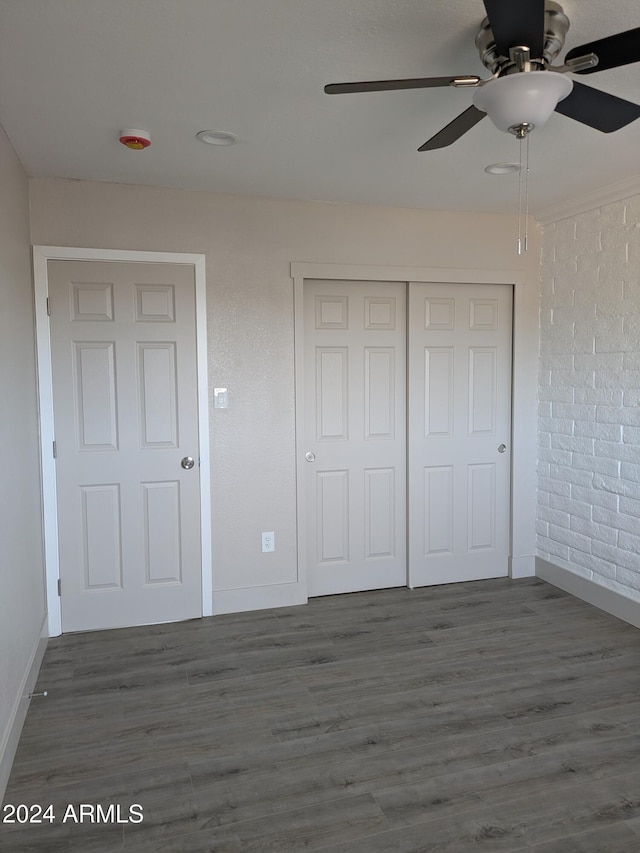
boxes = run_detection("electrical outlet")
[261,531,275,553]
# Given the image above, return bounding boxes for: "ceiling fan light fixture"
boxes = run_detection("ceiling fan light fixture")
[472,71,573,134]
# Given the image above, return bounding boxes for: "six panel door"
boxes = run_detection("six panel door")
[49,260,202,632]
[304,280,407,596]
[407,282,513,586]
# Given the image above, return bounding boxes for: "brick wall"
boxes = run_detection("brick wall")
[539,198,640,601]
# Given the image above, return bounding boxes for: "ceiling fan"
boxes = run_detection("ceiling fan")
[324,0,640,149]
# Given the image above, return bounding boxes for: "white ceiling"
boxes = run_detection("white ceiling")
[1,0,639,215]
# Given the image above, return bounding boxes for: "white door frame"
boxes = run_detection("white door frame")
[34,246,213,637]
[292,261,538,592]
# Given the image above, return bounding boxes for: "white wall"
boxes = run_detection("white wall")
[539,198,640,605]
[29,177,541,613]
[0,126,47,798]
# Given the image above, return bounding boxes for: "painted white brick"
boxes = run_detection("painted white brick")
[619,494,640,516]
[615,567,640,592]
[538,432,552,449]
[574,353,624,371]
[623,315,640,337]
[619,530,640,555]
[575,205,625,235]
[550,218,577,243]
[595,369,640,389]
[538,505,569,528]
[622,426,640,444]
[551,370,594,389]
[537,536,570,561]
[572,453,619,476]
[540,354,574,371]
[539,476,571,497]
[538,447,573,466]
[595,332,639,354]
[596,406,640,426]
[550,465,593,487]
[570,515,618,546]
[595,440,640,463]
[540,197,640,604]
[552,304,594,326]
[549,493,591,520]
[574,388,623,406]
[551,402,596,421]
[536,519,549,537]
[548,524,592,554]
[538,386,574,403]
[596,297,638,318]
[593,474,640,499]
[592,539,639,570]
[539,416,573,434]
[537,460,551,478]
[550,434,592,453]
[568,549,616,579]
[624,197,640,223]
[621,461,640,482]
[573,421,621,441]
[538,403,552,419]
[591,506,638,535]
[571,484,618,510]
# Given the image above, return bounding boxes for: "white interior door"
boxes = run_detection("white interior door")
[408,282,513,586]
[49,260,202,632]
[304,280,407,596]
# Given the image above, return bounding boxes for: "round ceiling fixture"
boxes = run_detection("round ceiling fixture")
[196,130,238,146]
[484,162,521,175]
[473,71,573,134]
[119,129,151,150]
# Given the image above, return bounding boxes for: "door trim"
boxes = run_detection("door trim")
[292,261,538,592]
[34,246,212,636]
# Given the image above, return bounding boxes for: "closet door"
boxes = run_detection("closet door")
[408,282,513,586]
[304,280,407,596]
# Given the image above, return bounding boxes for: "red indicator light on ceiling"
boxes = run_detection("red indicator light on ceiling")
[119,129,151,150]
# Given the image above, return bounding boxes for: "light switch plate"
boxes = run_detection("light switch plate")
[214,387,228,409]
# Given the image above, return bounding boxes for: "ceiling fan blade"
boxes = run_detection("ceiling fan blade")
[418,105,486,151]
[565,27,640,74]
[482,0,545,57]
[554,81,640,132]
[324,76,478,95]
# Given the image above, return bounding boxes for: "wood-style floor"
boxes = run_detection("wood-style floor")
[3,577,640,852]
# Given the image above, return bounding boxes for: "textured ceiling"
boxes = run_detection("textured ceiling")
[1,0,639,214]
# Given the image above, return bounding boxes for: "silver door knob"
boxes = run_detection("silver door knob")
[498,444,507,454]
[305,452,316,463]
[181,456,196,469]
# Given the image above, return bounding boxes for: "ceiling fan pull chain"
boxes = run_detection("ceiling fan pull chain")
[517,134,523,255]
[524,131,530,253]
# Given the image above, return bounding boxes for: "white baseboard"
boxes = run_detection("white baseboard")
[510,555,535,579]
[212,582,307,615]
[0,616,48,803]
[536,557,640,630]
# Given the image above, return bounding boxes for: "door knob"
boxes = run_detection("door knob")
[498,444,507,454]
[305,452,316,463]
[181,456,196,469]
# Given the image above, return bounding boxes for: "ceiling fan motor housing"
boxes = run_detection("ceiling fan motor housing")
[476,0,569,72]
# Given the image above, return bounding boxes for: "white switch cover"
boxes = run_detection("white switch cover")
[214,388,228,409]
[262,532,275,553]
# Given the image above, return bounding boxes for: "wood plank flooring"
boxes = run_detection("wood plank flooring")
[3,577,640,852]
